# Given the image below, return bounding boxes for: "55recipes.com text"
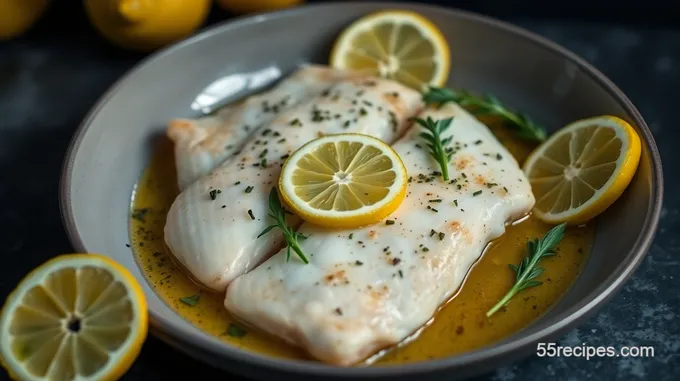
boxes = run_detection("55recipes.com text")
[536,342,655,360]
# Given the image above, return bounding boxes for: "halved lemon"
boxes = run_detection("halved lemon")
[523,115,641,225]
[0,254,148,381]
[279,133,407,228]
[330,10,450,90]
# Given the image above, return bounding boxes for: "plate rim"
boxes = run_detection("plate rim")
[59,1,664,378]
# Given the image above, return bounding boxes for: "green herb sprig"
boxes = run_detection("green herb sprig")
[179,294,200,306]
[224,323,247,337]
[258,188,309,264]
[486,223,567,317]
[423,86,547,143]
[412,116,454,181]
[131,208,150,222]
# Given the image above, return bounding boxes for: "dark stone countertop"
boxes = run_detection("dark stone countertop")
[0,5,677,381]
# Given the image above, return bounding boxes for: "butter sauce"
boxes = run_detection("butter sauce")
[129,117,594,364]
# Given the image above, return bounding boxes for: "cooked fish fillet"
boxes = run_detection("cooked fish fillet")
[223,103,536,366]
[164,76,424,291]
[167,65,363,190]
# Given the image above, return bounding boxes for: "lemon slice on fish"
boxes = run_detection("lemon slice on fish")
[523,115,642,225]
[0,254,148,381]
[330,10,450,90]
[279,134,407,228]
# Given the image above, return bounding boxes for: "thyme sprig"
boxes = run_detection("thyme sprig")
[412,116,454,181]
[486,223,567,317]
[423,86,547,143]
[257,187,309,264]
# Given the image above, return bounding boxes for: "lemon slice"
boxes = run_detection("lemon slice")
[0,254,148,381]
[279,133,407,228]
[523,115,642,225]
[330,10,450,90]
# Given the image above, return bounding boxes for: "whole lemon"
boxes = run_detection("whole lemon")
[216,0,304,14]
[0,0,50,40]
[83,0,212,52]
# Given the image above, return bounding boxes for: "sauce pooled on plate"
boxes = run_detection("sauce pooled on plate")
[129,116,594,364]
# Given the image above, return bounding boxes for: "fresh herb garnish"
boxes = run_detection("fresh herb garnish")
[258,188,309,263]
[179,295,200,306]
[224,323,247,337]
[412,117,454,181]
[486,223,567,317]
[131,208,150,222]
[245,186,254,194]
[209,189,221,200]
[422,86,547,143]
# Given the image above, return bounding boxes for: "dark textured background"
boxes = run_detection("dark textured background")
[0,0,678,380]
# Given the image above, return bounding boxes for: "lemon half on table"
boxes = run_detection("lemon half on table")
[523,115,642,225]
[279,134,407,229]
[0,254,147,381]
[330,10,451,90]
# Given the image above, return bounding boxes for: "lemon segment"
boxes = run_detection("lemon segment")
[523,115,641,225]
[330,10,450,91]
[0,0,50,40]
[83,0,211,52]
[0,254,148,381]
[279,134,407,228]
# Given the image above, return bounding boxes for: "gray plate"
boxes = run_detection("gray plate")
[59,2,663,380]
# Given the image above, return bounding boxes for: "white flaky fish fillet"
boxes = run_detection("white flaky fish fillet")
[167,65,364,190]
[224,103,536,366]
[164,76,424,291]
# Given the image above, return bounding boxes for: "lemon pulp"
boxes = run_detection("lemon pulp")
[330,10,450,90]
[279,134,407,228]
[523,115,641,224]
[0,254,147,381]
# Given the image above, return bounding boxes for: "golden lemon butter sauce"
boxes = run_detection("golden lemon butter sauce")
[129,117,594,365]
